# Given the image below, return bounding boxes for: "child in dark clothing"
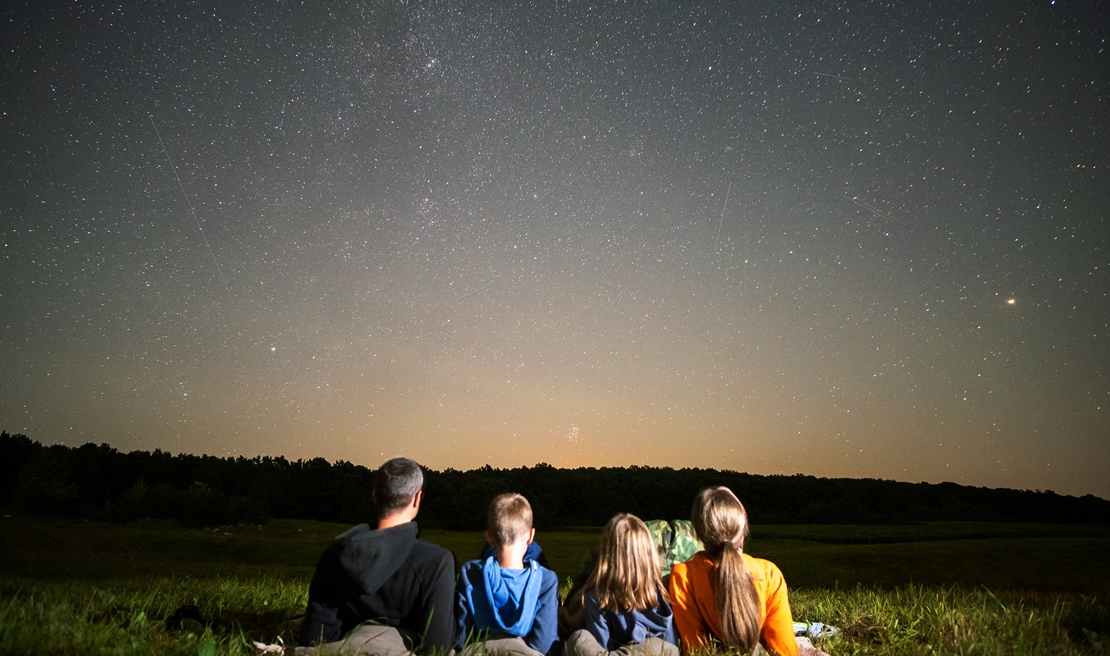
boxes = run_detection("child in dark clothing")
[456,493,560,656]
[567,513,679,656]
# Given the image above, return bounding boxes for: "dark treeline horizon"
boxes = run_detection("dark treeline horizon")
[3,432,1108,529]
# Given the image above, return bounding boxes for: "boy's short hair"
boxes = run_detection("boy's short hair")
[373,457,424,518]
[487,493,533,546]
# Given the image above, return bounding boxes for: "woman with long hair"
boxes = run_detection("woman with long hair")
[669,487,798,656]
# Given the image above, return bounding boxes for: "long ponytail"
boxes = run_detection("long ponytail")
[691,487,761,653]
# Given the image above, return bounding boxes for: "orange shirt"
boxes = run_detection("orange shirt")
[668,552,798,656]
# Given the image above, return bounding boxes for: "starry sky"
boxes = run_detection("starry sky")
[2,0,1108,498]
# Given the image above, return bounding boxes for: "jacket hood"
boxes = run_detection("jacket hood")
[466,557,544,636]
[585,588,676,650]
[629,596,673,636]
[334,522,419,594]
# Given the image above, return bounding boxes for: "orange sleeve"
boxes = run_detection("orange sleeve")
[754,560,798,656]
[668,560,714,655]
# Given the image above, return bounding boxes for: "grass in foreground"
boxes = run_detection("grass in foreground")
[1,577,1108,655]
[3,517,1109,653]
[0,576,306,655]
[791,586,1110,655]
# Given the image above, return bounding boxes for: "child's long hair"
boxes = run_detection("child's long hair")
[586,513,667,612]
[691,487,761,653]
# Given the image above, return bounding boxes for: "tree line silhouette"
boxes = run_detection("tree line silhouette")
[2,431,1107,529]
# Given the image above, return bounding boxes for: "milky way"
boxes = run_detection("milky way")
[1,0,1107,497]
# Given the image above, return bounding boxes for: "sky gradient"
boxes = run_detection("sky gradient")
[2,0,1108,498]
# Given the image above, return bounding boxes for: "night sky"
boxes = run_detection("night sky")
[2,0,1107,498]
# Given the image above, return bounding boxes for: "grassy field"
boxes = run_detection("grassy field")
[750,521,1110,544]
[1,516,1108,654]
[4,517,1107,594]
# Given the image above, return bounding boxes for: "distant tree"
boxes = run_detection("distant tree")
[0,432,41,506]
[2,432,1108,527]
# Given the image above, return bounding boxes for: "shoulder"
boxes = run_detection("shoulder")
[318,523,370,560]
[460,558,486,576]
[408,539,455,578]
[671,552,711,579]
[334,521,417,555]
[583,588,610,614]
[328,523,371,551]
[533,566,559,607]
[539,566,559,593]
[413,538,453,561]
[741,553,781,574]
[335,522,373,540]
[741,553,786,585]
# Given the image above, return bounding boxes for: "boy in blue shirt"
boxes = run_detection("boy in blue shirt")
[456,493,559,656]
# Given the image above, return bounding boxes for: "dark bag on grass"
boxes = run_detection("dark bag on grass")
[165,604,208,632]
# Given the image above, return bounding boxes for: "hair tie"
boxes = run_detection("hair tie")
[721,541,733,550]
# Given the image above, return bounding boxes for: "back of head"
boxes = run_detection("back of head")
[373,457,424,519]
[590,513,665,612]
[691,486,761,653]
[487,493,533,547]
[691,486,750,549]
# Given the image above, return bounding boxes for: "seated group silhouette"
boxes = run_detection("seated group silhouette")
[295,457,804,656]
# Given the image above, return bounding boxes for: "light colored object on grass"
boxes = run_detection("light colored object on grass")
[791,622,839,639]
[274,625,414,656]
[460,636,543,656]
[565,628,678,656]
[795,637,831,656]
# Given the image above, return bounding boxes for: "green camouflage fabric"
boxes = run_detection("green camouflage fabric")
[646,519,704,577]
[667,519,703,567]
[644,519,672,572]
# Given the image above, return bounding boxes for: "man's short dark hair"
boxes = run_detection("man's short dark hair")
[374,457,424,517]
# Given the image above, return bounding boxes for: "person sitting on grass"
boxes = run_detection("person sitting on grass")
[559,519,702,638]
[669,487,799,656]
[456,493,559,656]
[566,513,679,656]
[299,457,456,655]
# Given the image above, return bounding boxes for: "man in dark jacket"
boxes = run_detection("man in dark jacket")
[300,457,456,655]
